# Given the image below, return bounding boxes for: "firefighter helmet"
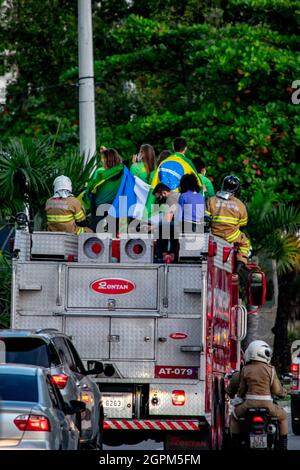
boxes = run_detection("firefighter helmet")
[244,340,272,364]
[53,175,72,194]
[221,175,241,194]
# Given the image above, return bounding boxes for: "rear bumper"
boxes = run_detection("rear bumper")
[104,419,202,431]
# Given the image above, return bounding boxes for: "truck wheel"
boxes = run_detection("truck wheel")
[210,404,218,450]
[291,396,300,436]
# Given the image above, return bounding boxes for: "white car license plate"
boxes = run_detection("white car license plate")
[103,395,124,409]
[250,434,267,449]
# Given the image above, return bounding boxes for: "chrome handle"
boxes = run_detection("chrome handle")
[144,336,151,342]
[236,305,247,341]
[162,265,169,308]
[56,264,63,306]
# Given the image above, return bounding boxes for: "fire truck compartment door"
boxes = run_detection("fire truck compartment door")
[67,266,158,310]
[64,317,110,359]
[160,265,202,314]
[157,319,201,366]
[110,318,155,360]
[16,263,65,314]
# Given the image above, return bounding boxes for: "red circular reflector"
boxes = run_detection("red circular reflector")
[133,243,143,255]
[91,242,102,254]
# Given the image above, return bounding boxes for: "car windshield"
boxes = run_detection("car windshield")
[0,373,38,402]
[1,338,51,368]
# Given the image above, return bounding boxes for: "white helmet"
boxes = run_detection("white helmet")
[53,175,72,194]
[244,340,272,364]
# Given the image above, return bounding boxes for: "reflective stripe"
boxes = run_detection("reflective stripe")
[74,210,85,221]
[76,227,85,235]
[46,214,74,222]
[240,218,248,225]
[211,215,239,224]
[245,394,272,401]
[226,229,241,242]
[205,210,211,215]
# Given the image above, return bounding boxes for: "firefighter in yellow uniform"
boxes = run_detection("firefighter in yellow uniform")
[206,175,250,271]
[45,175,92,234]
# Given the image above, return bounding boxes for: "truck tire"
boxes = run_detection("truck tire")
[291,395,300,436]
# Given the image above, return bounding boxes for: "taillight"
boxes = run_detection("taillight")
[291,363,299,374]
[51,373,69,389]
[253,416,264,423]
[172,390,185,406]
[290,363,299,390]
[14,414,51,432]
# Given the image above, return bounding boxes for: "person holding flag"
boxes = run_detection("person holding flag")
[144,137,203,222]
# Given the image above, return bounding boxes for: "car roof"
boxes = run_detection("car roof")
[0,363,45,376]
[0,329,69,340]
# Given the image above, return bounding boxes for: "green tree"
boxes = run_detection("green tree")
[247,189,300,372]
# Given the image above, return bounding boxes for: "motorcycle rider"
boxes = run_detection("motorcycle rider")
[231,340,288,450]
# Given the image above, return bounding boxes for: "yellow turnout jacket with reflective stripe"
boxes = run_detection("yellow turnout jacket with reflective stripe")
[206,194,248,242]
[45,196,87,234]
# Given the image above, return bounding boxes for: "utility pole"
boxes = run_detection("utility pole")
[78,0,96,163]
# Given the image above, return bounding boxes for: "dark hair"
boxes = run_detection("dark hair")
[102,148,122,169]
[173,137,187,152]
[157,150,172,166]
[152,183,171,195]
[180,173,200,193]
[193,157,206,173]
[140,144,156,174]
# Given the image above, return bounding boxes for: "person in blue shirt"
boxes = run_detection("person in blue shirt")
[178,173,205,232]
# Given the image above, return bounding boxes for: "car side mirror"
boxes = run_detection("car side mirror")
[64,400,86,415]
[85,360,103,375]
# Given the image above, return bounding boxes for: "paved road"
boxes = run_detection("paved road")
[104,406,300,451]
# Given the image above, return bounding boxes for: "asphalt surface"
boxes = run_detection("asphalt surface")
[104,405,300,451]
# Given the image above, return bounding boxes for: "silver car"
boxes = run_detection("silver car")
[0,364,84,450]
[0,329,103,449]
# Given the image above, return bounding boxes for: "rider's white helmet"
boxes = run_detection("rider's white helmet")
[244,340,272,364]
[53,175,72,193]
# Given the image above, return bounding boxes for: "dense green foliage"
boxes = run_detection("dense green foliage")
[0,0,299,202]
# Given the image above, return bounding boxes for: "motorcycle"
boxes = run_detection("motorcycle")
[238,407,280,450]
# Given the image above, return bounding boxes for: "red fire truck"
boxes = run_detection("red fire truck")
[11,229,266,449]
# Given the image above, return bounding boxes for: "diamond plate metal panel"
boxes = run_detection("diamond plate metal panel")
[78,233,111,263]
[64,316,110,359]
[31,232,78,259]
[156,318,201,366]
[149,382,205,416]
[178,233,209,259]
[110,318,155,360]
[110,361,155,379]
[16,262,65,314]
[14,230,31,261]
[212,235,234,273]
[160,265,202,314]
[13,314,63,331]
[67,266,158,310]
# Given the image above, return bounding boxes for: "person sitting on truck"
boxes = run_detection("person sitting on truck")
[152,183,180,262]
[130,144,157,184]
[193,157,215,198]
[231,340,288,450]
[206,175,250,273]
[45,175,92,234]
[177,173,205,232]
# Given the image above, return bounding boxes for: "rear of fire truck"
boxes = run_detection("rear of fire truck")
[11,229,265,449]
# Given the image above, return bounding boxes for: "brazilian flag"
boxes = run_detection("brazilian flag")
[143,153,202,221]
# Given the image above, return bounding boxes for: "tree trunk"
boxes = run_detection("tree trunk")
[272,272,293,374]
